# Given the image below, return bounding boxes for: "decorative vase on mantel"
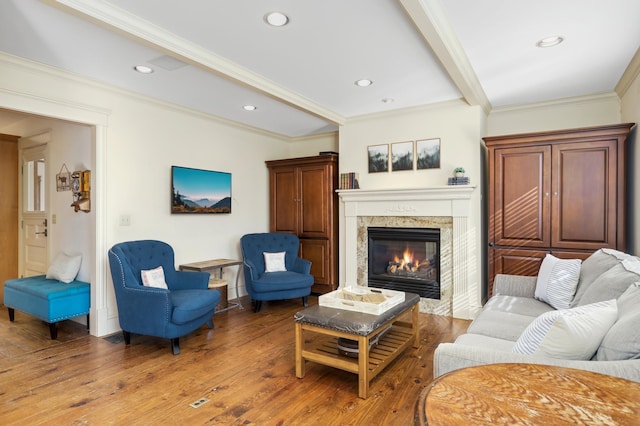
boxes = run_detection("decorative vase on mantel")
[454,167,465,178]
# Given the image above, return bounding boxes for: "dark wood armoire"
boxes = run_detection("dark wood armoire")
[484,123,634,297]
[266,153,339,294]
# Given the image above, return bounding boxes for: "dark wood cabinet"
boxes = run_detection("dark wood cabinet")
[485,123,634,297]
[266,154,338,294]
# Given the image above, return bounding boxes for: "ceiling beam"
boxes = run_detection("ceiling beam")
[48,0,346,126]
[399,0,491,114]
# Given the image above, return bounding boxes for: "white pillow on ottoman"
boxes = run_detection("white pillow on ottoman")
[512,299,618,360]
[46,252,82,283]
[535,254,582,309]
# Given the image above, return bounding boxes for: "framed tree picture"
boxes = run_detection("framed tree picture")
[367,144,389,173]
[416,138,441,169]
[391,141,413,171]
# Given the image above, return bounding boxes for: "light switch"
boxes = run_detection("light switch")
[119,215,131,226]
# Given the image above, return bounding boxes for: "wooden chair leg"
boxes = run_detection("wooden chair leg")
[49,322,58,340]
[86,314,90,330]
[123,330,131,345]
[302,296,309,307]
[254,300,262,313]
[8,307,14,322]
[171,338,180,355]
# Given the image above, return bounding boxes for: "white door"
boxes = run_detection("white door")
[20,143,49,277]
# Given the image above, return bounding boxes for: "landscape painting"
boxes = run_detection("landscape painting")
[171,165,231,214]
[416,138,441,170]
[391,141,414,171]
[367,144,389,173]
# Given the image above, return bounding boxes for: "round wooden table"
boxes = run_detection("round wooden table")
[415,363,640,425]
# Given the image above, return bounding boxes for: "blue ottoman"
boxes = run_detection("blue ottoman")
[4,275,90,339]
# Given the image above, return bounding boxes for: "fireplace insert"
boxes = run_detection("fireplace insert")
[367,227,440,299]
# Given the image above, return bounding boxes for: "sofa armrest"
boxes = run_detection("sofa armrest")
[492,274,537,298]
[171,270,210,290]
[292,257,312,274]
[434,343,640,383]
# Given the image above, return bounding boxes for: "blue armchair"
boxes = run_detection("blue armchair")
[240,233,314,312]
[108,240,220,354]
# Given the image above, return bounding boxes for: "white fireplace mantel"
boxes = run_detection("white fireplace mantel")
[338,186,476,319]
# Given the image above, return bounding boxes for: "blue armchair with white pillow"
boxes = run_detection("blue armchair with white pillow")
[108,240,220,354]
[240,233,314,312]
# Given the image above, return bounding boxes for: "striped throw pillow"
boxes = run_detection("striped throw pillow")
[535,254,581,309]
[512,299,618,359]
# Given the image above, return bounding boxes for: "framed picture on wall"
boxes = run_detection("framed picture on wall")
[391,141,414,171]
[367,144,389,173]
[171,165,232,214]
[416,138,441,170]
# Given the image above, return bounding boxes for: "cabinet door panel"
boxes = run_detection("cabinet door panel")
[552,141,617,249]
[270,167,298,233]
[494,146,551,248]
[299,166,329,237]
[489,248,548,298]
[300,238,331,288]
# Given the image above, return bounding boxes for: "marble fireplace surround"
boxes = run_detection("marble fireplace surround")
[339,187,475,318]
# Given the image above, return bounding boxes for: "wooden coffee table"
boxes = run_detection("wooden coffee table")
[294,292,420,399]
[416,363,640,425]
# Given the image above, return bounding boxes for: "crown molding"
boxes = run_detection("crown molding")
[49,0,346,126]
[490,92,620,114]
[616,46,640,98]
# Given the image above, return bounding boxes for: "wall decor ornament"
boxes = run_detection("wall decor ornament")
[171,165,232,214]
[367,144,389,173]
[56,163,71,192]
[416,138,441,169]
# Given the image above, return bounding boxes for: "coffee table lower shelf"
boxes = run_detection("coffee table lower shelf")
[295,314,418,398]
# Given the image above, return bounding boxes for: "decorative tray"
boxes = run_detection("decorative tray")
[318,287,404,315]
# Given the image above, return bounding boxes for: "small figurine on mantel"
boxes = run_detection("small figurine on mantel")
[448,167,470,185]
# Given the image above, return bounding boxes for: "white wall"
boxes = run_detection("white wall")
[620,71,640,255]
[338,100,486,314]
[487,93,622,136]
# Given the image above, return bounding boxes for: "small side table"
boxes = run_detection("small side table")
[179,259,243,312]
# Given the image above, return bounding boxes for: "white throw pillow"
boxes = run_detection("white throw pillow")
[140,266,168,289]
[264,251,287,272]
[512,299,618,360]
[46,252,82,283]
[535,254,582,309]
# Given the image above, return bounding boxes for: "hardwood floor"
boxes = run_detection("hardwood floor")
[0,296,470,425]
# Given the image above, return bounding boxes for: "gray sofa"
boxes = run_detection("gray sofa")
[434,249,640,382]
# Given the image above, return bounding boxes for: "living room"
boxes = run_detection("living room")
[1,0,640,423]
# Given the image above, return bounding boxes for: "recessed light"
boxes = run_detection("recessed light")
[133,65,154,74]
[536,36,564,48]
[355,79,373,87]
[243,105,257,111]
[265,12,289,27]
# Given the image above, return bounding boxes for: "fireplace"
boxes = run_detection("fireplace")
[367,227,440,299]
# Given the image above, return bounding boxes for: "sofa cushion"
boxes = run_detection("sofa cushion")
[512,300,618,360]
[535,254,581,309]
[455,333,516,352]
[483,295,555,318]
[596,282,640,361]
[571,248,634,307]
[467,310,541,342]
[578,259,640,306]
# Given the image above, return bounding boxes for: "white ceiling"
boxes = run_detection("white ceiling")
[1,0,639,137]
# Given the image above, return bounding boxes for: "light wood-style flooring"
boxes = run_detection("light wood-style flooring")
[0,296,470,425]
